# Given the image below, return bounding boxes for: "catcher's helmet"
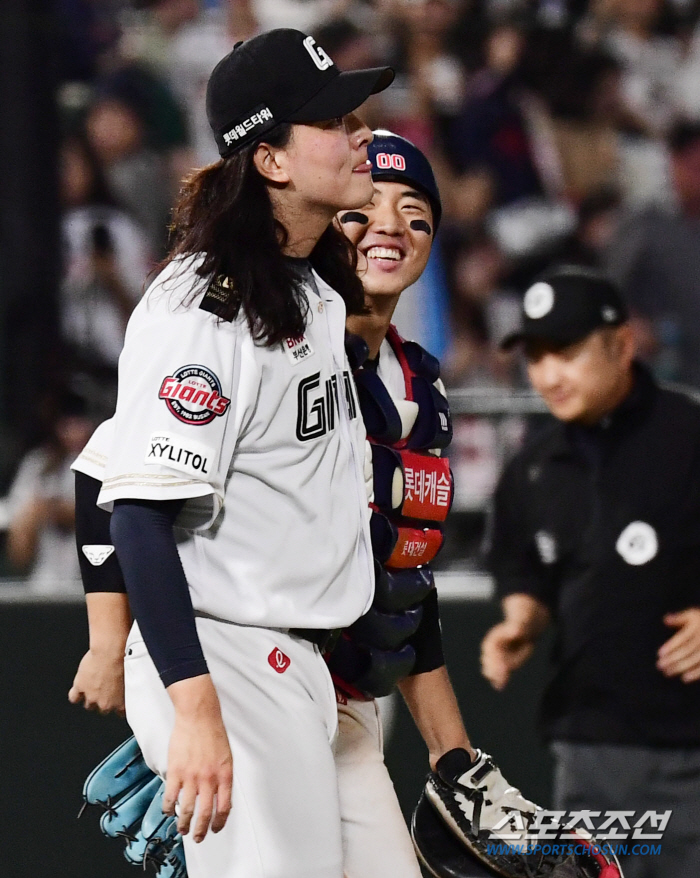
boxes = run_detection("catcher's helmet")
[368,131,442,231]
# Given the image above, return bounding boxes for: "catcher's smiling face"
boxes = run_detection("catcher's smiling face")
[339,181,434,299]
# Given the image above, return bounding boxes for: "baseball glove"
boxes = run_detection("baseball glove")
[412,748,623,878]
[81,736,187,878]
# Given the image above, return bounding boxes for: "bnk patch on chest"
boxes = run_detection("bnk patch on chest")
[283,334,314,366]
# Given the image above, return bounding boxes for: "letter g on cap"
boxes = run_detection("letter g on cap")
[303,36,333,71]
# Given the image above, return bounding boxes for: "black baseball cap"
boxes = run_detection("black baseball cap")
[501,266,628,350]
[206,29,394,157]
[368,130,442,230]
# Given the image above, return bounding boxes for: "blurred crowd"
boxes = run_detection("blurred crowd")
[55,0,700,393]
[9,0,700,587]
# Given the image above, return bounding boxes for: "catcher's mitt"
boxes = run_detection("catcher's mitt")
[81,736,187,878]
[412,748,623,878]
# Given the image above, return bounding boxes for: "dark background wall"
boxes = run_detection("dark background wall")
[0,0,61,482]
[1,599,553,878]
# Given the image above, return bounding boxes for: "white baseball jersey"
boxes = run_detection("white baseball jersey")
[97,255,374,630]
[72,417,113,480]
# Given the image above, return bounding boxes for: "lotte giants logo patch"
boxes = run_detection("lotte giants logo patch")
[158,365,230,426]
[268,648,291,674]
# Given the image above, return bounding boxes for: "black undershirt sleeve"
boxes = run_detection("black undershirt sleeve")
[408,588,445,675]
[110,499,209,688]
[75,471,126,594]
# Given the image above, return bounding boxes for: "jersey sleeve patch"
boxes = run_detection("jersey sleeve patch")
[145,432,217,479]
[158,365,231,425]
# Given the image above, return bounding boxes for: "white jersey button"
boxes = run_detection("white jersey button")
[318,302,324,313]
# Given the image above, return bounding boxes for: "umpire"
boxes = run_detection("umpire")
[481,266,700,878]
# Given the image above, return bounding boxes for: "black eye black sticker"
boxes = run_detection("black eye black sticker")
[410,219,432,235]
[340,212,369,224]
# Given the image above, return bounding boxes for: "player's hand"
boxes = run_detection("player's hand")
[480,620,536,691]
[657,607,700,682]
[164,675,233,843]
[68,647,126,715]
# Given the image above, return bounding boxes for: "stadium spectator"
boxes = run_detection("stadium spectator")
[598,0,682,137]
[606,119,700,386]
[59,128,152,383]
[57,0,122,83]
[119,0,201,76]
[446,18,548,207]
[442,232,522,386]
[6,392,96,594]
[166,0,259,165]
[553,185,623,267]
[548,51,624,202]
[84,88,173,253]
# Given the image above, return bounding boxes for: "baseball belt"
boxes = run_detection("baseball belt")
[193,611,341,655]
[290,627,342,654]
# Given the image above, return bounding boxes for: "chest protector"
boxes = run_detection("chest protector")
[328,328,454,699]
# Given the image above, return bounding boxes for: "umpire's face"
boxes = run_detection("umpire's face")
[525,325,636,425]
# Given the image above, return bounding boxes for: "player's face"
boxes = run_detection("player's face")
[339,181,434,297]
[282,114,374,212]
[525,326,635,424]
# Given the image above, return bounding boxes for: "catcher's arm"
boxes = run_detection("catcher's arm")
[399,666,476,770]
[69,591,131,715]
[69,470,131,715]
[480,594,550,691]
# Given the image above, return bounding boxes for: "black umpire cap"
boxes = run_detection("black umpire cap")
[206,29,394,158]
[501,266,628,350]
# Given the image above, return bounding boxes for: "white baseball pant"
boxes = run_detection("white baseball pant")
[124,617,343,878]
[334,696,422,878]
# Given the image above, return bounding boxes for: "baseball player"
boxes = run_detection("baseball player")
[331,131,473,877]
[72,28,393,878]
[72,131,543,878]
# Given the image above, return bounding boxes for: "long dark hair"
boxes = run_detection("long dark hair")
[165,124,366,346]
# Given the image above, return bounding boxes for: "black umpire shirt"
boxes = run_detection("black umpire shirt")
[487,364,700,746]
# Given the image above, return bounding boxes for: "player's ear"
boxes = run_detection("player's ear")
[253,141,290,185]
[617,321,637,365]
